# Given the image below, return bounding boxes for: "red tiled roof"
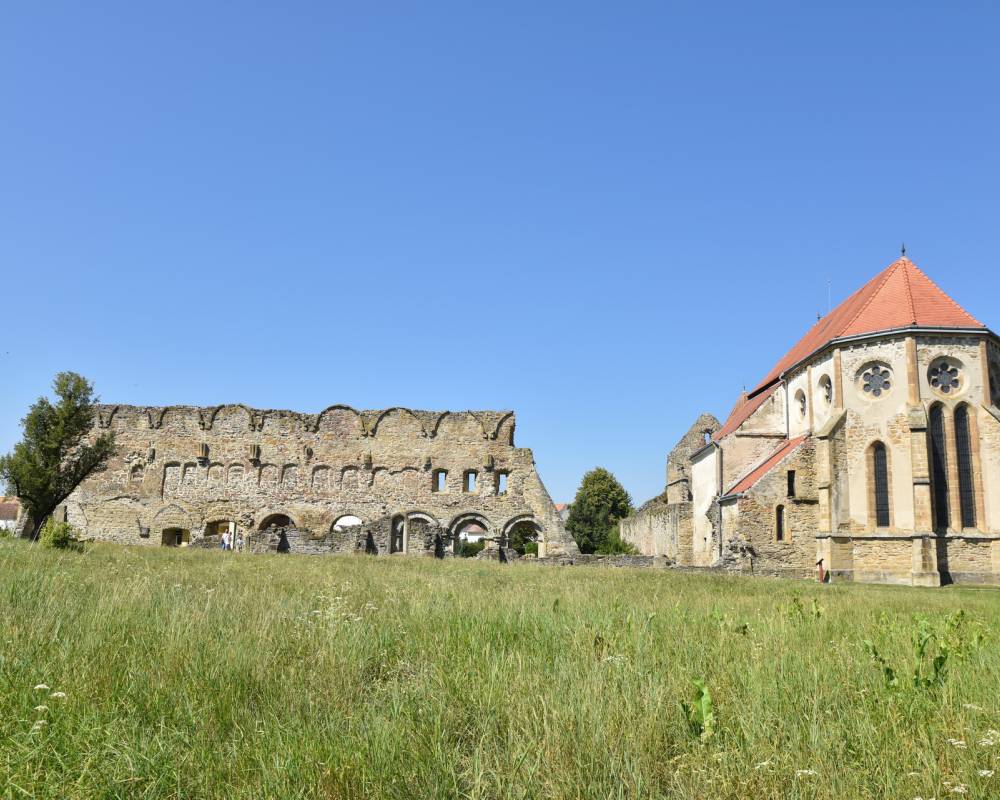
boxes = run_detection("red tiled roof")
[726,435,808,496]
[752,257,984,394]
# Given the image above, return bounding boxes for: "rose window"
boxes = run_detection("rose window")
[862,366,891,397]
[929,362,960,394]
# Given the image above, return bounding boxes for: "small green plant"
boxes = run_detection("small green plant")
[681,679,716,741]
[38,519,81,551]
[863,640,899,689]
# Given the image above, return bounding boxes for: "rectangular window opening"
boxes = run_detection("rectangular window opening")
[787,470,796,498]
[497,472,509,495]
[464,471,477,493]
[432,470,447,493]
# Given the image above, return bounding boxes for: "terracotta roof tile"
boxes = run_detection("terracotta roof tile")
[726,435,808,496]
[752,257,984,394]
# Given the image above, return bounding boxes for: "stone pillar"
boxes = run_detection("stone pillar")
[911,535,941,586]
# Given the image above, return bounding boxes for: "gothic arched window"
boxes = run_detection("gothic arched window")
[929,405,950,532]
[954,405,977,529]
[871,442,890,528]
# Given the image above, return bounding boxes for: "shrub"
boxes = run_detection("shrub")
[39,519,81,550]
[458,539,486,558]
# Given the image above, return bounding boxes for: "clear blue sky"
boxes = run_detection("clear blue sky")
[3,2,999,504]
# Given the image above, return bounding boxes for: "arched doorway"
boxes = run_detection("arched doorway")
[452,515,490,558]
[505,517,541,556]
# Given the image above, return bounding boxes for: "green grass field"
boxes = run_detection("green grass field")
[2,541,999,799]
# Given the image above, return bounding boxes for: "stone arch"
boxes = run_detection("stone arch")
[160,407,199,433]
[450,512,492,538]
[340,465,361,489]
[207,404,255,432]
[161,461,182,497]
[492,412,515,444]
[315,405,367,437]
[207,462,225,487]
[370,407,427,438]
[97,405,119,429]
[502,514,541,544]
[311,465,331,492]
[153,503,195,535]
[431,411,488,441]
[261,411,305,437]
[145,407,168,430]
[330,513,364,532]
[258,512,297,531]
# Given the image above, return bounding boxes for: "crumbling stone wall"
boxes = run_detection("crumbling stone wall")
[64,404,578,558]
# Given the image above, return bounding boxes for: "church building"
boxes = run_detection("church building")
[621,257,1000,585]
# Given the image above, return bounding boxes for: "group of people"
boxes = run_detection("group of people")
[219,529,245,552]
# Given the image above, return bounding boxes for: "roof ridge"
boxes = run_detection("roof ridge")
[842,259,903,335]
[902,261,917,324]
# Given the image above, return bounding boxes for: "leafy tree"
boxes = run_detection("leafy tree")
[0,372,115,540]
[565,467,635,554]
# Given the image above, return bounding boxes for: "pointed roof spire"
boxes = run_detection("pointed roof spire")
[747,257,986,395]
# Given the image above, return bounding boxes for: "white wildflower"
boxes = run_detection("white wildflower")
[311,610,321,615]
[50,691,67,699]
[963,703,984,711]
[980,737,997,747]
[949,785,968,795]
[33,684,49,691]
[33,705,48,713]
[754,760,771,770]
[947,739,968,749]
[979,770,994,777]
[795,769,817,778]
[31,719,47,731]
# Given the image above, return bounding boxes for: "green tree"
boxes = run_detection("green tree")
[0,372,115,540]
[565,467,635,554]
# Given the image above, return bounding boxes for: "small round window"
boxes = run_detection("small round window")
[928,358,962,396]
[859,364,892,398]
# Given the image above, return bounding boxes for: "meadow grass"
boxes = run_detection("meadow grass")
[1,540,999,799]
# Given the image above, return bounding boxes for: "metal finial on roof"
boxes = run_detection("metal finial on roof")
[901,242,906,257]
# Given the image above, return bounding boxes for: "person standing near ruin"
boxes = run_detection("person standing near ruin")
[221,530,231,551]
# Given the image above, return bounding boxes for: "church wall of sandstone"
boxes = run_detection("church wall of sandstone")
[65,404,576,556]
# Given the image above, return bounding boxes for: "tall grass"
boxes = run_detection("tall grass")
[2,540,998,799]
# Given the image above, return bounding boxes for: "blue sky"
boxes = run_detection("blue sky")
[2,2,999,504]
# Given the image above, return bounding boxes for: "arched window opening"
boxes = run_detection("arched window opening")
[332,515,363,533]
[258,513,293,531]
[819,375,833,404]
[872,442,890,529]
[929,405,950,532]
[390,515,405,553]
[954,406,977,529]
[795,390,806,418]
[775,505,785,542]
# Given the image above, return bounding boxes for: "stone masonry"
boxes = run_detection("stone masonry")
[62,404,578,559]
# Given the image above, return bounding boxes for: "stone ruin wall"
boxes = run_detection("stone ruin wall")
[63,404,578,558]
